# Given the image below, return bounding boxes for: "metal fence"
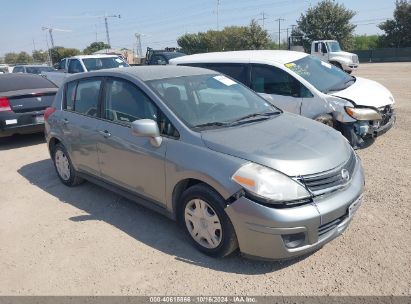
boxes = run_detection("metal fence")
[352,47,411,63]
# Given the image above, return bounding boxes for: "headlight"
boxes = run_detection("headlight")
[345,106,382,121]
[231,163,310,202]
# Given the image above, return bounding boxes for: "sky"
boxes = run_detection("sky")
[0,0,396,57]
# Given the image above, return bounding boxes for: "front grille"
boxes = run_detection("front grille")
[296,151,356,195]
[318,214,347,237]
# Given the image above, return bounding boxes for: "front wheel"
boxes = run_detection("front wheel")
[179,184,238,257]
[314,114,334,128]
[331,61,343,70]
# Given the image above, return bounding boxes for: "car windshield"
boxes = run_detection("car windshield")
[147,74,281,129]
[327,41,342,52]
[285,55,355,93]
[26,66,55,74]
[82,57,129,71]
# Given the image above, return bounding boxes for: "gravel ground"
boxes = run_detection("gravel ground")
[0,63,410,296]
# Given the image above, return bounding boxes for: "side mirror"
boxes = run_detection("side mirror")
[131,119,162,147]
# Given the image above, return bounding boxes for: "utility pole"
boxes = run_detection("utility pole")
[104,14,121,47]
[275,18,285,49]
[216,0,220,31]
[135,33,143,58]
[41,26,71,49]
[32,39,36,52]
[259,12,268,30]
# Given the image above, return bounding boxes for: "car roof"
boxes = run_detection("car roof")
[170,50,309,65]
[69,65,217,82]
[70,54,120,59]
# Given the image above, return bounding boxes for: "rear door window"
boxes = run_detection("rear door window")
[250,64,298,96]
[206,64,248,85]
[13,67,23,73]
[71,79,102,116]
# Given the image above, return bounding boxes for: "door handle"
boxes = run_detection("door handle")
[98,130,111,138]
[63,118,69,125]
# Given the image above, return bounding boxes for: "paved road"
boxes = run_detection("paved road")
[0,63,410,295]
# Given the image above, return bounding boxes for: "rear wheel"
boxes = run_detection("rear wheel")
[179,184,238,257]
[53,143,84,186]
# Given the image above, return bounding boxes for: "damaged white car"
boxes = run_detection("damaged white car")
[171,50,396,148]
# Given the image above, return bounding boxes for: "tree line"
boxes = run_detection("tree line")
[1,0,410,64]
[1,41,110,65]
[177,0,411,54]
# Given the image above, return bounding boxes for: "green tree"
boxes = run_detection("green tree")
[243,20,270,49]
[353,35,380,50]
[32,50,49,63]
[295,0,356,51]
[83,41,111,55]
[177,20,270,54]
[378,0,411,48]
[4,53,19,64]
[50,47,81,64]
[16,52,33,64]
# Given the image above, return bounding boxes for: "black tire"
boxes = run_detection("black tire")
[331,61,343,70]
[178,184,238,257]
[314,113,335,128]
[52,143,84,187]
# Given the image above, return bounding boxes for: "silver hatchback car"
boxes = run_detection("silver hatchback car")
[45,66,364,260]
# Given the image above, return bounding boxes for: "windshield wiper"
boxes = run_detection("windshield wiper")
[193,121,230,128]
[230,111,280,125]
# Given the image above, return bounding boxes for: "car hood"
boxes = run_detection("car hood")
[330,51,355,58]
[201,113,352,176]
[331,77,395,108]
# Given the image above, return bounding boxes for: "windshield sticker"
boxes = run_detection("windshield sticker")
[321,61,332,69]
[115,58,123,63]
[284,63,295,68]
[213,75,237,86]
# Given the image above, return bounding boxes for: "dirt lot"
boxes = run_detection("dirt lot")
[0,63,410,296]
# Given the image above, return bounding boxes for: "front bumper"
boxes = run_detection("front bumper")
[371,112,396,137]
[0,111,45,138]
[225,158,364,260]
[343,63,359,72]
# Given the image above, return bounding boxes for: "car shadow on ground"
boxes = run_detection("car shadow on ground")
[0,133,45,151]
[18,159,314,274]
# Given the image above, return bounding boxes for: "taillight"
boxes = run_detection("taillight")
[44,107,56,122]
[0,97,11,112]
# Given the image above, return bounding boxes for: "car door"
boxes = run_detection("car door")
[60,78,103,176]
[250,64,303,114]
[97,77,170,204]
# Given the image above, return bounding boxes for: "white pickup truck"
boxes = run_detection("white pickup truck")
[42,54,129,87]
[311,40,359,73]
